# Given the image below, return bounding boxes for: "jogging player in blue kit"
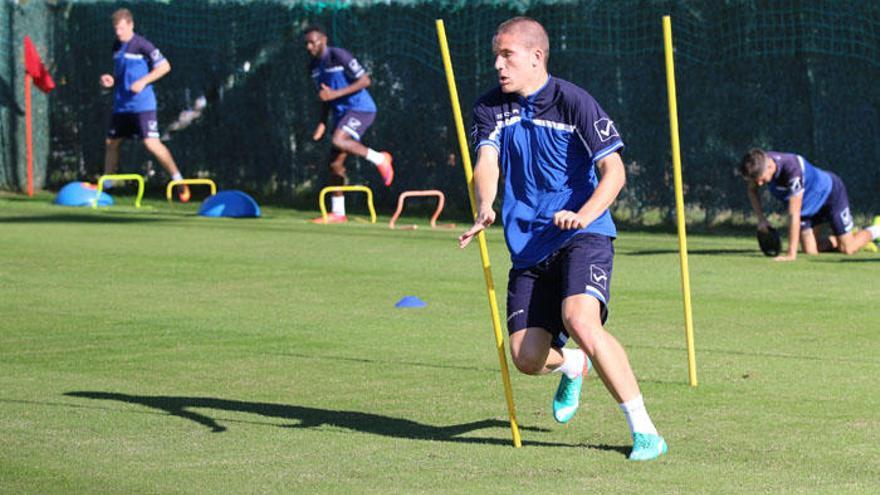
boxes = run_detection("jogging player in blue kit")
[304,25,394,224]
[740,148,880,261]
[100,9,189,202]
[459,17,666,461]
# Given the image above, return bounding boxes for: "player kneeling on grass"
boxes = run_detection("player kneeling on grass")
[303,24,394,224]
[740,148,880,261]
[100,9,189,202]
[459,16,666,461]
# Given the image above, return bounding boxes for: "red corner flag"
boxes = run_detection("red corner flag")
[24,35,55,93]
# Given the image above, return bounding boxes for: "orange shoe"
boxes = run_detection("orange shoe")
[376,151,394,186]
[178,184,191,203]
[311,213,348,224]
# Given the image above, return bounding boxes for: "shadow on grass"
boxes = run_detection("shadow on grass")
[63,391,628,454]
[0,213,169,224]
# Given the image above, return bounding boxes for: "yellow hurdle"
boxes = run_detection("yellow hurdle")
[95,174,144,209]
[436,19,522,448]
[166,179,218,202]
[318,185,376,224]
[663,16,698,387]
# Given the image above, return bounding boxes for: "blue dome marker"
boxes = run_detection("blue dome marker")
[395,296,426,308]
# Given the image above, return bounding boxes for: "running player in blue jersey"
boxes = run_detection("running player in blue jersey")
[303,25,394,224]
[100,9,189,202]
[459,17,666,461]
[740,149,879,260]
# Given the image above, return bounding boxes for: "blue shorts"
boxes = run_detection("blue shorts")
[334,110,375,141]
[506,233,614,349]
[801,172,853,236]
[107,111,160,140]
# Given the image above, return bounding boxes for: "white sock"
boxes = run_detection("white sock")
[555,348,586,379]
[365,148,385,166]
[171,172,183,181]
[867,225,880,240]
[331,195,346,216]
[619,394,658,436]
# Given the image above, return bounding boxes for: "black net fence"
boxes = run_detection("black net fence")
[2,0,879,221]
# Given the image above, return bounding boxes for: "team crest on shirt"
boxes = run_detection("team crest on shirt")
[593,118,618,142]
[589,264,608,290]
[150,49,162,62]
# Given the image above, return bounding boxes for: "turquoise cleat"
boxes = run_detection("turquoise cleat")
[629,432,668,461]
[552,357,591,424]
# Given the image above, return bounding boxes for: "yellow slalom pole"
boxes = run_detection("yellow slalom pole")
[663,16,698,387]
[435,19,522,448]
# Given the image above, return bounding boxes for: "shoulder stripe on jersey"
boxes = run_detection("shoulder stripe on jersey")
[796,155,805,173]
[573,129,593,156]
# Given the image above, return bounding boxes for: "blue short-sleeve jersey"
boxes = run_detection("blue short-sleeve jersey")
[766,151,832,217]
[310,46,377,119]
[112,34,166,113]
[471,76,623,269]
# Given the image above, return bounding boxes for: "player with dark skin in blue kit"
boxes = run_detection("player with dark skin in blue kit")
[304,25,394,223]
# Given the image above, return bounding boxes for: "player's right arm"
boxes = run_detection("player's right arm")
[459,146,499,248]
[746,181,770,232]
[312,103,330,141]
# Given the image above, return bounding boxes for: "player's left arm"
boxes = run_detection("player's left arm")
[130,43,170,94]
[554,152,625,230]
[776,192,803,261]
[319,74,371,102]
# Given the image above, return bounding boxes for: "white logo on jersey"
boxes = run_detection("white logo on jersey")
[148,120,158,131]
[789,176,803,193]
[840,207,853,230]
[348,59,363,73]
[593,118,619,142]
[589,264,608,290]
[150,49,162,62]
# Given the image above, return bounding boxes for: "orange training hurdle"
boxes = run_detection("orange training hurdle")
[389,189,453,229]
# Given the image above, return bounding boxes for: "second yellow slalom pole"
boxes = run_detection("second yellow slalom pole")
[435,18,522,447]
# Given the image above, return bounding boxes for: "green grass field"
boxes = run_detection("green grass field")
[1,193,878,494]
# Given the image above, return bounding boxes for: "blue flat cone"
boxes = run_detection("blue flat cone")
[395,296,426,308]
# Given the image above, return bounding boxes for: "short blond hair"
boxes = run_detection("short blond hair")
[112,8,133,26]
[495,16,550,67]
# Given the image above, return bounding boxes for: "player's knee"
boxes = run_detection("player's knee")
[142,138,164,152]
[331,133,352,150]
[564,316,604,355]
[329,161,346,177]
[509,348,544,375]
[838,242,859,255]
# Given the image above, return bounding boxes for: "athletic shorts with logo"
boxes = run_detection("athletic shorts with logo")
[334,110,375,141]
[800,172,853,236]
[506,233,613,349]
[107,110,160,139]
